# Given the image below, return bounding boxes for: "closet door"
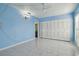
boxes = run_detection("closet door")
[57,19,65,40]
[39,22,43,38]
[47,21,51,39]
[51,19,71,41]
[54,19,59,39]
[43,21,48,38]
[51,19,60,40]
[51,20,55,39]
[39,21,48,38]
[60,19,71,40]
[39,18,71,41]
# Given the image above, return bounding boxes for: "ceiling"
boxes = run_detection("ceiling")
[9,3,77,18]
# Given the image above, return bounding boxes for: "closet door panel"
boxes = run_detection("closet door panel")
[43,21,48,38]
[47,21,51,39]
[51,20,55,39]
[39,21,48,38]
[39,22,43,38]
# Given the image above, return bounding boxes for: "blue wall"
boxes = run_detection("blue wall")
[0,4,35,48]
[39,13,72,22]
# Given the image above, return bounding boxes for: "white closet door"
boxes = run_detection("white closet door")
[58,19,65,40]
[54,20,59,39]
[51,18,71,41]
[39,21,48,38]
[59,19,71,41]
[47,21,51,39]
[51,20,55,39]
[39,18,71,41]
[39,22,42,38]
[43,21,48,38]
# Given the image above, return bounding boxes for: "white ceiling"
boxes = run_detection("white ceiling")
[9,3,77,18]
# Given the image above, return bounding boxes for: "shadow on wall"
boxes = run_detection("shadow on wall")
[0,4,35,48]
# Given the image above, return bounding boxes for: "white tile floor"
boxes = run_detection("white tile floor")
[0,38,78,56]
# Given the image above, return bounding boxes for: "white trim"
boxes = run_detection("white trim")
[38,21,40,39]
[0,38,35,51]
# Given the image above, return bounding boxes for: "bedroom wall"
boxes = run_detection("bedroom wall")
[0,4,35,48]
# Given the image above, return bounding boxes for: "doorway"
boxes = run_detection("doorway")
[35,23,39,38]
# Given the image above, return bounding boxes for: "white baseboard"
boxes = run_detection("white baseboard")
[0,38,35,51]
